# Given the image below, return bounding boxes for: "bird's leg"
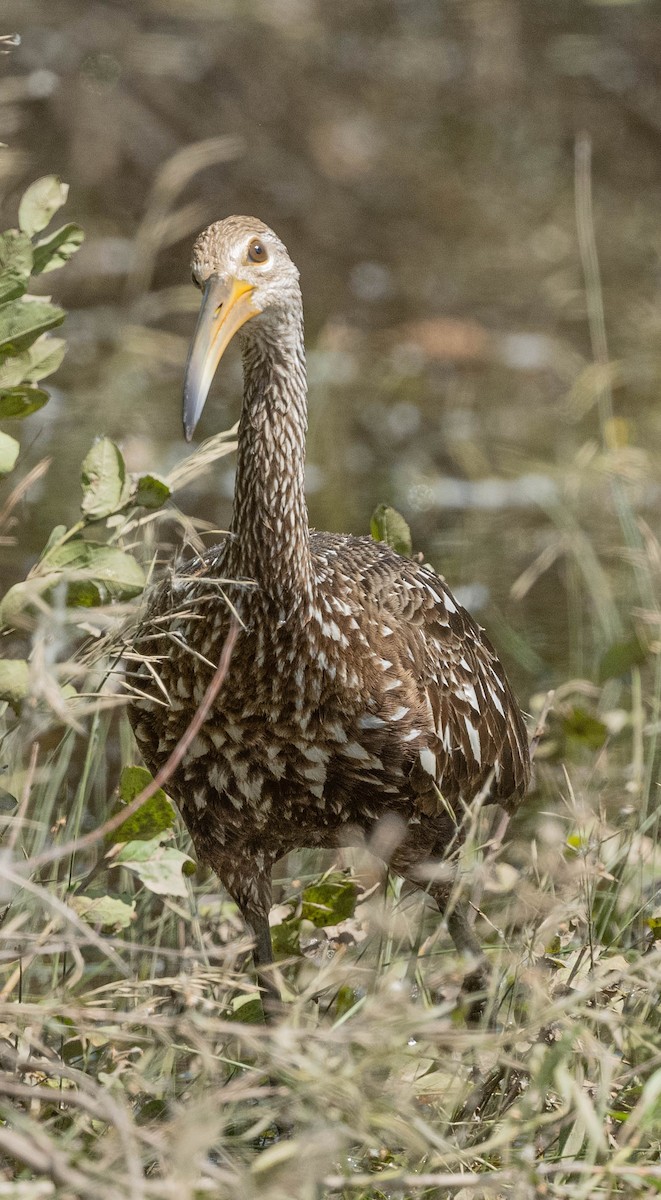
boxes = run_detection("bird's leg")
[429,883,490,1023]
[248,908,282,1019]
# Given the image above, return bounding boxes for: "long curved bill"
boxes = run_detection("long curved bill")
[183,275,260,441]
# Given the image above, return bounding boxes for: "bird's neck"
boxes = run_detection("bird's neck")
[227,309,313,602]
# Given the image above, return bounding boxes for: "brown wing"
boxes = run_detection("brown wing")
[314,532,531,812]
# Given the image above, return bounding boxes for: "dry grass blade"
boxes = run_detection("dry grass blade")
[127,136,245,297]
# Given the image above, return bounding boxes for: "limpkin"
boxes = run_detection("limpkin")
[130,216,530,1010]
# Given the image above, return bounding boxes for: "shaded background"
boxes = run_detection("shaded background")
[3,0,661,703]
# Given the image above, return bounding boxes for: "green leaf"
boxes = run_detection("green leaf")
[134,472,171,510]
[227,993,266,1024]
[0,581,35,628]
[70,894,135,930]
[113,837,194,898]
[23,334,66,382]
[271,916,301,958]
[1,539,146,628]
[39,525,67,559]
[562,707,608,751]
[0,659,30,711]
[0,430,19,474]
[301,873,359,928]
[32,222,84,275]
[370,503,413,557]
[0,335,64,389]
[598,635,647,683]
[108,765,176,843]
[40,539,91,572]
[83,545,145,599]
[18,175,69,237]
[65,579,103,608]
[0,230,33,303]
[81,437,131,519]
[43,539,145,602]
[0,350,31,388]
[0,297,65,361]
[0,386,48,419]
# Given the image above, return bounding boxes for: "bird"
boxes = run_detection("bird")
[129,215,530,1014]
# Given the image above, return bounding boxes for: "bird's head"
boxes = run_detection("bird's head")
[183,215,300,441]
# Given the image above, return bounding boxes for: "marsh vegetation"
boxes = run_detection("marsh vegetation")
[2,1,661,1196]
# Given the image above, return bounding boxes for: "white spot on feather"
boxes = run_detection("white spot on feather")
[464,717,482,765]
[302,762,326,784]
[461,683,480,713]
[302,744,327,763]
[358,714,387,730]
[419,747,437,778]
[343,741,372,762]
[332,597,352,616]
[391,705,409,721]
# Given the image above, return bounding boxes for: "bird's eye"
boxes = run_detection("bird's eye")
[247,238,268,264]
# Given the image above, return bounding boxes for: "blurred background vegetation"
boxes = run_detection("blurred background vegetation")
[4,3,661,1195]
[3,0,661,704]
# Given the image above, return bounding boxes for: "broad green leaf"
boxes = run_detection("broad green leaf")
[370,503,413,557]
[23,334,66,382]
[0,581,38,628]
[83,544,145,599]
[81,437,131,518]
[134,472,171,510]
[39,524,67,559]
[113,836,194,897]
[0,430,19,474]
[109,765,176,843]
[598,635,647,683]
[227,993,265,1024]
[40,538,91,572]
[65,579,103,608]
[0,333,60,388]
[0,386,48,419]
[32,222,84,275]
[70,894,135,930]
[18,175,69,237]
[0,230,33,303]
[271,915,301,958]
[0,659,30,710]
[0,297,65,361]
[301,873,358,928]
[0,349,32,388]
[1,540,145,628]
[43,539,145,601]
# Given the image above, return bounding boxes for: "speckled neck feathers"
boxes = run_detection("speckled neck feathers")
[225,299,312,601]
